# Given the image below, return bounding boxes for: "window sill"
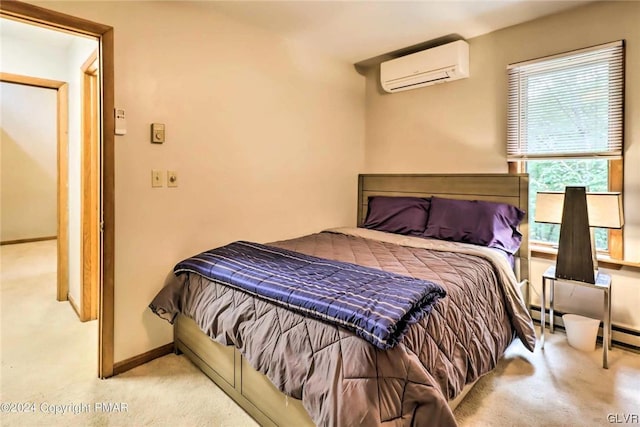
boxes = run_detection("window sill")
[530,245,640,271]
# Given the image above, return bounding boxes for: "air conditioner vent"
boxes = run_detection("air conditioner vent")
[381,40,469,93]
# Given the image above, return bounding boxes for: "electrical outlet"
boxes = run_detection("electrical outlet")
[167,171,178,188]
[151,170,163,187]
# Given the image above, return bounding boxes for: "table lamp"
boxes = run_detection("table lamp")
[535,187,624,284]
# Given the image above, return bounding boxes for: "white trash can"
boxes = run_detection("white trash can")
[563,314,600,352]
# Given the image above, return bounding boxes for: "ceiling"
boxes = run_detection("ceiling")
[1,2,591,63]
[0,17,86,49]
[206,1,592,63]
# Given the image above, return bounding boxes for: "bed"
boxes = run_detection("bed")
[150,173,535,427]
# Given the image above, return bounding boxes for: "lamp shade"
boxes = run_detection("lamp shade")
[535,191,624,229]
[534,192,564,224]
[586,193,624,229]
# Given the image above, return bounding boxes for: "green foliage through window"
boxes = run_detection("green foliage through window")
[528,159,609,250]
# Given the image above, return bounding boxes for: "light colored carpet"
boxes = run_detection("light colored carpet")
[455,331,640,426]
[0,241,257,427]
[1,241,638,426]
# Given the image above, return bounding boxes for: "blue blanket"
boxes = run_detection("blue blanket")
[174,241,446,349]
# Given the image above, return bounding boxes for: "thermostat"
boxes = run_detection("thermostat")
[151,123,165,144]
[115,108,127,135]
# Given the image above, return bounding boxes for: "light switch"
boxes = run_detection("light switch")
[151,123,165,144]
[151,170,163,187]
[167,171,178,188]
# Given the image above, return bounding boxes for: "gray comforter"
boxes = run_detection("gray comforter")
[150,228,536,426]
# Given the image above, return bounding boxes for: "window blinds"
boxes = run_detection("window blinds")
[507,41,624,160]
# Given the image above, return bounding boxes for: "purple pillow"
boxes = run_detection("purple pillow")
[363,196,431,236]
[423,197,525,254]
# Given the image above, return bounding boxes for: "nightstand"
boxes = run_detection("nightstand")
[540,265,612,368]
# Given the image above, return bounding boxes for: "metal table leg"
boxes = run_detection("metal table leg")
[608,286,612,350]
[549,278,555,333]
[541,277,546,349]
[604,287,610,369]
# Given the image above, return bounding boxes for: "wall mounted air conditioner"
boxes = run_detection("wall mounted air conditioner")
[380,40,469,93]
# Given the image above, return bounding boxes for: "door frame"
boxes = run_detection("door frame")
[0,73,69,301]
[81,49,99,322]
[0,1,116,378]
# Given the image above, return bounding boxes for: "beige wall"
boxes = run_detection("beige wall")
[363,1,640,332]
[32,1,366,362]
[0,82,57,241]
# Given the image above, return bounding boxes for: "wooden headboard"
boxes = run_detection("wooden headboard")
[357,173,530,284]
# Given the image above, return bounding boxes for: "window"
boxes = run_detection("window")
[507,41,624,257]
[528,159,609,250]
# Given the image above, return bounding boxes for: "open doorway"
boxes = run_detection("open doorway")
[0,73,69,299]
[1,23,99,322]
[0,2,115,379]
[0,77,63,251]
